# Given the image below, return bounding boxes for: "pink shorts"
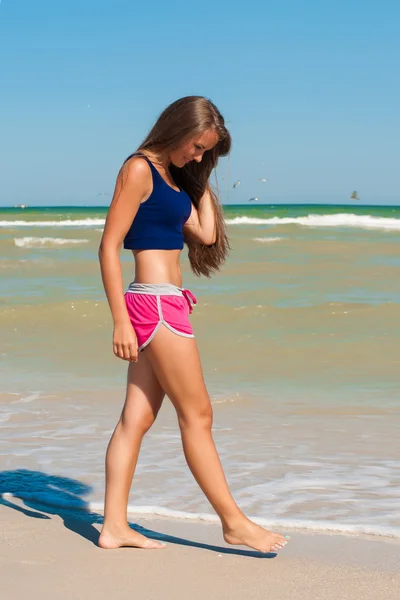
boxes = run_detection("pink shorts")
[125,283,197,351]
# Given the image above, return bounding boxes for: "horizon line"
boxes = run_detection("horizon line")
[1,202,400,210]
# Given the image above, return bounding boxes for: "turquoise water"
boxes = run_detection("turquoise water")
[1,203,400,400]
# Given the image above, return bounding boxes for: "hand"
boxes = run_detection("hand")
[113,322,139,362]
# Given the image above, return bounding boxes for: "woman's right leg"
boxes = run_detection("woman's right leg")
[99,351,166,549]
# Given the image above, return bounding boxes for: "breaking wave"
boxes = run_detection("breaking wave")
[226,214,400,230]
[1,219,105,228]
[14,237,90,248]
[253,236,283,243]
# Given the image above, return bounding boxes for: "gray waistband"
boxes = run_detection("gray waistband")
[126,282,184,296]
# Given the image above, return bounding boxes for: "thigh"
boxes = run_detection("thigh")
[122,349,165,426]
[144,324,211,419]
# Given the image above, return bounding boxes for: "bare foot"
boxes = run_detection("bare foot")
[98,527,166,550]
[223,518,289,553]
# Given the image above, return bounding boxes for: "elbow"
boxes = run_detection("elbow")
[98,245,105,268]
[204,231,217,246]
[98,239,121,261]
[98,242,105,260]
[197,225,217,246]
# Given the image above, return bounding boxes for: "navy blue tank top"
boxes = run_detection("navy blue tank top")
[123,155,192,251]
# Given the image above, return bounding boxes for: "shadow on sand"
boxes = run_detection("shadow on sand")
[0,469,275,558]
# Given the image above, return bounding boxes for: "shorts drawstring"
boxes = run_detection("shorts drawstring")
[182,289,197,314]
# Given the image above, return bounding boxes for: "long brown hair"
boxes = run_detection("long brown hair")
[130,96,231,277]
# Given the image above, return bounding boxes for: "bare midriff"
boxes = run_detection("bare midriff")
[132,249,183,287]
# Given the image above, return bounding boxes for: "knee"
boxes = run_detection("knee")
[177,398,213,431]
[120,407,158,436]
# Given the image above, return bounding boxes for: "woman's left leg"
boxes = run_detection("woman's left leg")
[146,325,288,553]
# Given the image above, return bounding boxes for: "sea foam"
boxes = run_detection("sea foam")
[2,494,399,539]
[1,219,105,228]
[3,213,400,231]
[14,237,90,248]
[226,213,400,230]
[253,236,283,243]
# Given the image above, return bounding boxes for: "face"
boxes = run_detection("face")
[170,129,220,168]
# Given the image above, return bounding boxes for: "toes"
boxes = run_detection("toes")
[276,534,289,545]
[270,538,289,552]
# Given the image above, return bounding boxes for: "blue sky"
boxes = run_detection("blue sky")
[0,0,399,206]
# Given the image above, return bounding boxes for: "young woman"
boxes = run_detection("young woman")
[98,96,289,553]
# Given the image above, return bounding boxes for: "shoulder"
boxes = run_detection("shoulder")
[119,156,152,186]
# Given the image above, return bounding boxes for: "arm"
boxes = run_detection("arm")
[98,158,151,360]
[183,187,217,246]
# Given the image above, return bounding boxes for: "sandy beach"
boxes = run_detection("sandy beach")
[1,502,399,600]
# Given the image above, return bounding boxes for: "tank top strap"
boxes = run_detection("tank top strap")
[131,153,161,181]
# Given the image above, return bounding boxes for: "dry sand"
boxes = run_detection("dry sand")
[1,501,399,600]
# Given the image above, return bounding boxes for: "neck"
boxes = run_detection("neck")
[141,149,171,170]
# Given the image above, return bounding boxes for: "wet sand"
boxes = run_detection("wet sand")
[1,502,399,600]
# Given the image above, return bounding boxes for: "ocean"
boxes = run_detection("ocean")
[1,204,399,537]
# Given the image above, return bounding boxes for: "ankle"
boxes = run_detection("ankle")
[101,520,129,534]
[220,510,246,531]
